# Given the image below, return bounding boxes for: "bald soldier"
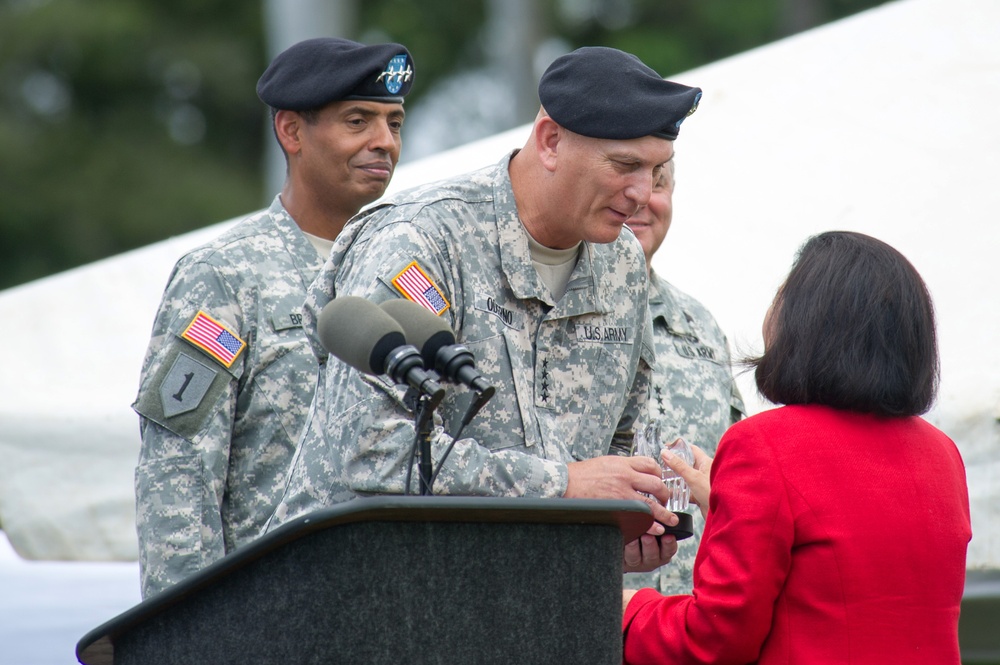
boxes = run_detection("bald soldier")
[270,47,702,569]
[132,38,414,598]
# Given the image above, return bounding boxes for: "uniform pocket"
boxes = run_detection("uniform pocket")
[460,332,527,451]
[571,345,631,460]
[134,454,218,595]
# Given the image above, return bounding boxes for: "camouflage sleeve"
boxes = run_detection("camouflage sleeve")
[322,370,568,497]
[134,419,227,598]
[327,216,569,498]
[132,258,245,598]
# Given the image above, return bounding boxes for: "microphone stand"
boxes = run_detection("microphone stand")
[429,388,495,488]
[415,392,436,495]
[403,380,445,496]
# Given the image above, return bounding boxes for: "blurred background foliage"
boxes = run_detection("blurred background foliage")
[0,0,887,289]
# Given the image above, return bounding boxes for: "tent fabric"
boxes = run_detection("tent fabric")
[0,0,996,567]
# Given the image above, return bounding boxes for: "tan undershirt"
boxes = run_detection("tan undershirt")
[527,234,581,301]
[301,230,334,258]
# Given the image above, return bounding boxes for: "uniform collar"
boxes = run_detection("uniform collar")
[270,195,327,287]
[649,270,696,337]
[492,153,604,316]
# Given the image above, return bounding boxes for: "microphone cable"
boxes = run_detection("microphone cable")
[428,388,494,488]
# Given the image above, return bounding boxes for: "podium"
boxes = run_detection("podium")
[76,497,654,665]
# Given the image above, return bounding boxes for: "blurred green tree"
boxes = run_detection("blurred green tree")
[0,0,887,289]
[0,0,266,288]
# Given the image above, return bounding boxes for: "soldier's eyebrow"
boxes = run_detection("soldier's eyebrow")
[341,105,379,117]
[340,105,406,122]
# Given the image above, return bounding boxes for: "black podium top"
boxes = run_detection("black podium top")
[77,496,653,665]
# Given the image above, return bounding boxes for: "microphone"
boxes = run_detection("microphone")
[379,299,496,399]
[317,296,443,400]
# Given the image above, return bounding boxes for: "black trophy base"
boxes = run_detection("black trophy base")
[664,511,694,540]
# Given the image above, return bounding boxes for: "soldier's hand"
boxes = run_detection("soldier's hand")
[565,455,678,530]
[623,532,677,573]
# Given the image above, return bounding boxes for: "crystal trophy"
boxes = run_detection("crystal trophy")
[632,420,694,538]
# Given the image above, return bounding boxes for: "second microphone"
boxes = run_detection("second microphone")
[379,298,496,399]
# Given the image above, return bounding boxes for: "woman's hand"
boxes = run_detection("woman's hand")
[623,588,640,617]
[661,443,713,519]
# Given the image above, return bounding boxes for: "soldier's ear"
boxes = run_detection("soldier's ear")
[534,114,562,173]
[274,110,303,156]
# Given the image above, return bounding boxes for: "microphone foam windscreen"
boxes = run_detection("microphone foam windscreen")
[379,299,455,365]
[318,296,406,374]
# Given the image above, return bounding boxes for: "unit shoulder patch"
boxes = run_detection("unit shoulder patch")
[159,352,219,417]
[135,343,233,440]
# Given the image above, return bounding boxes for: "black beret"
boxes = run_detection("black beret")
[257,37,414,110]
[538,46,701,141]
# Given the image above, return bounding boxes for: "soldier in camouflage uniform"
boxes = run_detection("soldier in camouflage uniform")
[623,160,746,593]
[270,48,703,570]
[132,38,415,598]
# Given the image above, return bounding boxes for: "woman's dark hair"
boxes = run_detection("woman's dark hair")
[750,231,938,416]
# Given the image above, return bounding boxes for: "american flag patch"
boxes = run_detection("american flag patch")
[391,261,450,315]
[181,311,246,367]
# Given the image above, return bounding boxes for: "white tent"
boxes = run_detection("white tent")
[657,0,1000,569]
[0,0,996,575]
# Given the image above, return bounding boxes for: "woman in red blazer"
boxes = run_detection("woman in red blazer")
[622,231,972,664]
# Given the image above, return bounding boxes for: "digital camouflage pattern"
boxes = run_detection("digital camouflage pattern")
[133,196,324,598]
[269,154,652,526]
[625,270,746,594]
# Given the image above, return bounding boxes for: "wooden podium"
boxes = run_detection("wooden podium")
[77,497,654,665]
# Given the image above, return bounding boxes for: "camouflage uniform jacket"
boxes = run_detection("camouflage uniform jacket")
[270,154,652,525]
[625,270,746,594]
[133,196,324,598]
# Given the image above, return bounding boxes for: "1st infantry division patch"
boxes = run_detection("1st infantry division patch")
[160,352,219,418]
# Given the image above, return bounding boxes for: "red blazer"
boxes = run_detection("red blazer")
[623,404,971,665]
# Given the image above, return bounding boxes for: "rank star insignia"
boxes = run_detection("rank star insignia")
[376,54,413,94]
